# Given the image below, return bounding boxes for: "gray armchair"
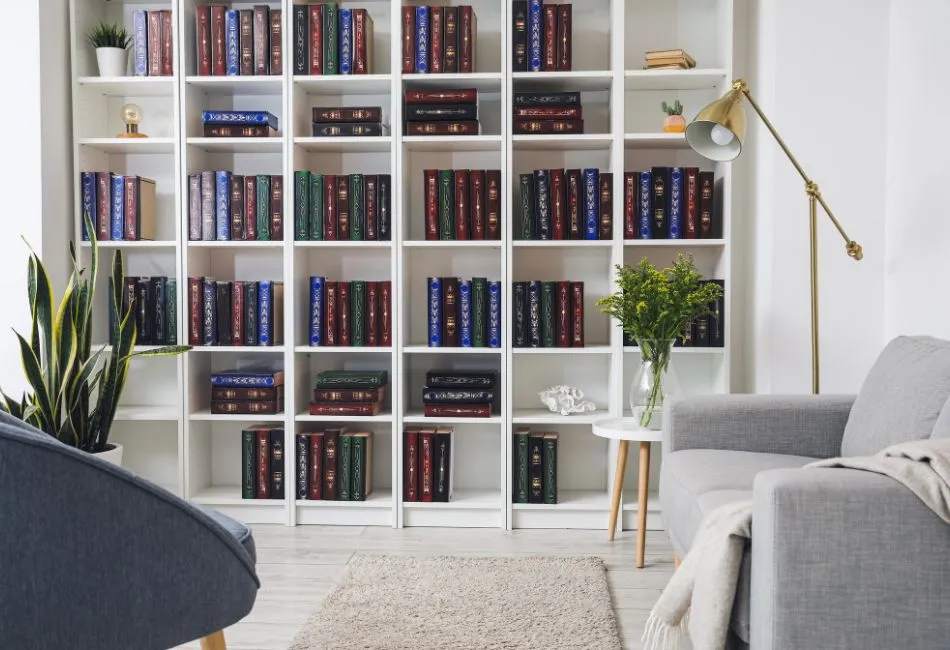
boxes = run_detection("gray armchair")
[660,336,950,650]
[0,410,259,650]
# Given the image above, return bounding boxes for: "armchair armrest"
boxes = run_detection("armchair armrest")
[664,394,855,458]
[750,467,950,650]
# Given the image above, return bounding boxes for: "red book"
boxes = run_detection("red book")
[256,430,270,498]
[429,7,443,74]
[188,277,201,345]
[324,175,337,241]
[407,121,479,136]
[309,5,323,75]
[323,430,340,500]
[380,281,392,346]
[231,281,245,345]
[424,169,438,240]
[148,12,162,76]
[239,9,253,75]
[486,170,501,240]
[270,175,283,240]
[571,282,584,347]
[599,172,613,240]
[454,170,470,240]
[404,88,477,104]
[470,170,485,240]
[336,176,350,240]
[196,6,212,76]
[353,9,370,74]
[211,4,226,76]
[401,6,414,74]
[309,433,323,500]
[253,6,269,75]
[513,119,583,134]
[270,9,282,75]
[365,175,378,241]
[443,7,458,72]
[542,5,557,71]
[623,172,636,239]
[459,6,476,73]
[366,281,379,346]
[566,169,582,239]
[513,106,582,119]
[244,176,257,240]
[123,176,138,240]
[325,282,338,346]
[550,169,566,240]
[685,167,699,239]
[313,387,384,403]
[95,172,111,240]
[556,281,571,347]
[556,5,572,71]
[309,402,382,416]
[161,10,173,76]
[420,430,434,502]
[423,404,492,418]
[338,282,351,345]
[404,428,420,502]
[229,175,244,240]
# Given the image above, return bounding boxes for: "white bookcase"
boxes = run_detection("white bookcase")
[68,0,737,530]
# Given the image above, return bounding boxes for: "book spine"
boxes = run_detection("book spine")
[429,7,442,74]
[541,282,555,348]
[599,172,613,240]
[212,400,281,415]
[197,6,212,75]
[685,167,699,239]
[488,281,501,348]
[123,176,138,241]
[351,280,366,346]
[353,9,369,75]
[709,279,725,347]
[253,6,270,75]
[256,175,271,240]
[350,174,364,241]
[404,89,477,103]
[622,172,635,239]
[423,404,491,418]
[336,176,350,240]
[325,282,337,345]
[515,431,529,503]
[214,387,282,401]
[571,282,584,346]
[366,281,379,346]
[296,433,309,499]
[211,4,226,76]
[160,10,173,76]
[378,174,391,241]
[414,6,429,73]
[543,435,558,504]
[699,171,715,238]
[292,5,308,75]
[200,171,214,240]
[133,11,148,76]
[668,167,683,239]
[210,373,280,388]
[310,173,324,240]
[309,403,380,416]
[470,170,485,240]
[309,434,323,500]
[136,279,150,344]
[225,10,239,75]
[527,281,541,347]
[519,174,535,240]
[352,435,366,501]
[421,432,433,502]
[202,124,275,137]
[313,387,383,402]
[230,175,245,240]
[166,279,177,344]
[309,4,323,75]
[542,5,557,71]
[244,282,258,345]
[323,431,339,500]
[513,91,580,106]
[188,278,200,345]
[423,389,493,403]
[550,168,565,240]
[313,106,383,123]
[436,169,453,240]
[513,106,582,119]
[459,6,474,73]
[404,429,419,501]
[96,172,111,240]
[556,281,571,347]
[270,430,284,499]
[148,11,162,76]
[529,435,543,503]
[556,5,571,71]
[424,169,438,240]
[256,431,270,498]
[242,429,256,499]
[270,9,282,75]
[512,119,584,134]
[454,170,469,240]
[405,121,479,136]
[238,10,253,75]
[244,176,257,240]
[534,169,550,240]
[215,281,231,346]
[314,370,387,388]
[513,281,527,347]
[215,171,230,240]
[380,281,392,346]
[583,168,599,240]
[528,0,542,72]
[401,6,415,74]
[652,166,669,238]
[442,277,459,347]
[110,175,124,241]
[486,170,501,239]
[185,174,199,240]
[459,280,472,347]
[427,277,442,347]
[309,276,324,346]
[425,373,495,388]
[231,281,244,345]
[258,280,272,345]
[151,277,165,345]
[270,175,283,240]
[79,172,95,240]
[566,169,581,239]
[443,7,458,73]
[512,1,528,72]
[405,104,478,121]
[638,171,652,239]
[202,110,278,128]
[434,431,451,502]
[339,435,352,501]
[339,8,352,75]
[338,282,351,346]
[325,174,338,241]
[365,175,378,241]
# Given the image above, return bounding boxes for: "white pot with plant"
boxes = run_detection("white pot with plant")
[89,22,131,77]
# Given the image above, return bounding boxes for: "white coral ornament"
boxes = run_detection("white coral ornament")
[538,385,597,416]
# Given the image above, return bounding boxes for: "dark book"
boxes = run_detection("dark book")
[380,280,392,346]
[161,10,174,75]
[211,4,227,76]
[242,428,257,499]
[336,175,350,241]
[123,175,157,241]
[269,9,282,75]
[428,276,442,347]
[296,433,309,500]
[401,6,414,74]
[253,5,269,75]
[454,171,470,240]
[404,427,420,502]
[244,176,257,240]
[542,4,557,71]
[513,106,582,119]
[652,166,670,239]
[211,400,281,415]
[351,432,372,501]
[541,282,556,348]
[294,171,310,241]
[443,6,459,73]
[571,282,584,346]
[244,281,258,346]
[566,168,582,239]
[528,433,544,503]
[310,4,323,74]
[513,91,580,106]
[188,277,201,345]
[488,281,501,348]
[637,170,652,239]
[309,432,323,500]
[556,5,571,71]
[338,281,351,346]
[323,429,340,500]
[405,104,477,122]
[166,279,177,344]
[470,170,485,240]
[339,434,352,501]
[424,169,438,240]
[623,172,636,239]
[292,5,307,74]
[406,121,479,136]
[433,428,452,502]
[270,175,283,240]
[210,369,284,387]
[352,9,372,75]
[309,402,383,416]
[378,174,391,241]
[351,280,366,346]
[534,169,551,240]
[685,167,699,239]
[350,174,365,241]
[366,280,379,346]
[423,404,491,418]
[203,124,276,137]
[136,279,151,345]
[215,281,231,346]
[442,276,460,347]
[310,173,324,240]
[404,88,477,104]
[556,281,571,347]
[313,387,385,403]
[425,370,497,389]
[240,9,254,75]
[694,302,710,346]
[527,280,541,347]
[231,281,245,345]
[313,106,384,123]
[365,175,378,241]
[312,123,386,137]
[429,6,443,74]
[314,369,388,389]
[420,429,434,502]
[325,281,338,345]
[519,174,535,240]
[699,171,717,238]
[196,5,212,76]
[512,1,528,72]
[550,168,566,239]
[230,175,245,240]
[459,6,475,73]
[151,277,166,345]
[212,386,282,401]
[709,279,725,347]
[514,428,530,504]
[513,119,584,134]
[543,433,558,504]
[438,170,454,240]
[324,174,337,241]
[256,429,270,498]
[486,170,501,239]
[599,172,613,240]
[324,2,338,75]
[422,389,493,404]
[513,281,528,347]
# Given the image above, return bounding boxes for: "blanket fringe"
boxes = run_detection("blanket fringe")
[641,611,687,650]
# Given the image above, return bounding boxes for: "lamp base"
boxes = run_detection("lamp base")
[116,132,148,139]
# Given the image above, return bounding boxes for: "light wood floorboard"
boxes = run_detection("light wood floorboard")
[177,525,673,650]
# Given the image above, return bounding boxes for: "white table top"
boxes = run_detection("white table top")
[591,418,664,442]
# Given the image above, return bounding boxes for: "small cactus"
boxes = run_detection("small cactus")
[661,100,683,116]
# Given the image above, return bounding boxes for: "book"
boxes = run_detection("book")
[148,12,162,76]
[166,279,177,344]
[430,7,443,73]
[567,169,582,239]
[583,168,599,240]
[245,282,259,345]
[309,276,324,346]
[132,11,148,76]
[338,281,351,345]
[443,7,458,72]
[295,433,309,500]
[366,281,379,345]
[313,106,384,123]
[669,167,683,239]
[378,174,392,241]
[309,4,322,75]
[231,281,245,345]
[242,427,258,499]
[514,91,580,106]
[253,5,270,75]
[528,0,542,71]
[404,427,420,501]
[427,277,442,347]
[202,110,278,131]
[256,175,272,240]
[380,281,392,345]
[425,370,497,389]
[202,124,277,138]
[240,9,254,75]
[197,6,212,75]
[556,5,572,71]
[708,279,725,347]
[442,277,459,347]
[213,386,283,401]
[314,370,388,389]
[519,174,535,240]
[309,402,382,416]
[433,428,452,502]
[528,280,541,347]
[454,171,470,239]
[488,281,502,348]
[325,282,338,345]
[406,121,479,136]
[514,428,530,504]
[339,8,353,75]
[699,171,716,238]
[404,88,477,104]
[309,432,324,500]
[571,282,584,346]
[312,122,387,137]
[323,429,340,500]
[230,175,245,240]
[215,171,231,240]
[543,433,558,504]
[486,170,501,239]
[459,6,476,73]
[556,281,571,348]
[513,119,583,134]
[472,276,487,347]
[512,1,528,72]
[534,169,551,240]
[324,2,339,75]
[422,389,493,404]
[513,281,527,347]
[528,433,544,503]
[459,280,472,347]
[424,404,491,418]
[122,176,157,241]
[541,282,555,348]
[351,431,372,501]
[270,9,282,75]
[414,5,429,73]
[542,4,557,71]
[599,172,613,240]
[110,174,124,240]
[313,387,385,403]
[353,9,373,74]
[651,166,670,238]
[256,429,270,498]
[211,400,281,415]
[420,429,434,502]
[215,281,231,345]
[270,175,283,240]
[401,6,414,73]
[258,280,273,345]
[351,280,366,346]
[339,433,352,501]
[225,10,239,75]
[292,5,308,74]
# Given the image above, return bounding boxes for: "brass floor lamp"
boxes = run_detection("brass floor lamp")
[684,79,863,394]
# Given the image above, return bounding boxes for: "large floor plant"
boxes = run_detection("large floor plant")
[0,214,189,452]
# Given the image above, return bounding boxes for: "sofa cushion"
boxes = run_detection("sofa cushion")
[931,397,950,439]
[194,504,257,564]
[842,336,950,456]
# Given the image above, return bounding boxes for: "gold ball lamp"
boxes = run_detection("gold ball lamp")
[117,103,147,138]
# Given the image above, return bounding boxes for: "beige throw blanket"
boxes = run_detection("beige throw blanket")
[642,439,950,650]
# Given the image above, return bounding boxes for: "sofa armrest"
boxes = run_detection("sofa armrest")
[750,467,950,650]
[664,394,854,458]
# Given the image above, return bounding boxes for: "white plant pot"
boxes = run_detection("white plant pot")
[95,443,124,467]
[96,47,128,77]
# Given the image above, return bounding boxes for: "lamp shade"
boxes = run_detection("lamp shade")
[684,86,747,162]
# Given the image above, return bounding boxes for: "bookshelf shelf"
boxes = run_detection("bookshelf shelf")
[402,135,503,152]
[403,346,503,355]
[189,346,285,353]
[294,74,392,95]
[294,345,393,354]
[403,413,503,425]
[293,136,392,153]
[294,240,393,249]
[78,137,176,154]
[80,240,178,248]
[185,75,283,95]
[192,486,285,507]
[623,239,727,248]
[512,346,612,355]
[77,76,174,96]
[296,490,393,508]
[512,134,613,151]
[187,240,285,248]
[623,133,689,149]
[185,137,283,153]
[512,409,606,425]
[512,240,612,249]
[403,489,500,510]
[403,72,503,92]
[188,411,286,422]
[403,240,503,249]
[511,70,613,92]
[512,490,608,511]
[294,412,394,423]
[623,68,729,91]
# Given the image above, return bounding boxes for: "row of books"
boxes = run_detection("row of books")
[421,370,497,419]
[292,4,375,75]
[622,168,721,240]
[519,169,612,241]
[108,276,177,346]
[400,5,477,74]
[312,106,389,137]
[187,279,284,347]
[196,5,281,76]
[308,278,393,348]
[405,88,480,136]
[80,173,156,242]
[294,172,392,241]
[427,277,502,349]
[512,429,558,504]
[403,426,453,502]
[132,10,173,77]
[512,1,572,72]
[241,426,285,499]
[513,91,584,134]
[188,172,283,242]
[309,370,389,418]
[201,110,279,138]
[294,430,375,501]
[512,281,585,348]
[423,169,501,240]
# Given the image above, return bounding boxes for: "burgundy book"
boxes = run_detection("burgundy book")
[253,5,269,75]
[323,430,340,500]
[95,172,111,240]
[270,9,282,75]
[470,170,485,240]
[336,176,350,240]
[366,281,379,346]
[309,4,323,75]
[324,175,337,241]
[407,121,479,136]
[486,170,501,240]
[513,106,582,119]
[123,176,138,240]
[404,427,420,502]
[244,176,257,240]
[309,402,382,416]
[365,175,378,240]
[148,12,162,76]
[161,10,173,76]
[270,175,283,240]
[556,281,571,347]
[699,171,715,238]
[380,281,392,346]
[313,106,383,122]
[556,5,572,71]
[230,175,245,240]
[424,404,491,418]
[623,172,636,239]
[401,6,414,73]
[211,4,226,76]
[325,282,338,346]
[404,88,476,104]
[599,172,613,240]
[420,429,434,502]
[188,277,201,345]
[685,167,699,239]
[571,282,584,347]
[202,124,276,137]
[424,169,438,240]
[338,282,351,346]
[196,6,212,76]
[550,168,566,240]
[212,400,281,415]
[442,277,459,346]
[566,169,582,239]
[430,7,443,74]
[309,433,323,500]
[542,5,557,71]
[256,430,270,498]
[443,7,458,72]
[513,119,583,134]
[231,281,245,345]
[313,387,385,403]
[459,6,476,73]
[239,10,253,75]
[353,9,370,74]
[212,387,282,401]
[454,170,470,240]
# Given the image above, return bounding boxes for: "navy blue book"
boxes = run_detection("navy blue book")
[258,280,273,345]
[202,278,216,345]
[459,280,473,348]
[534,169,551,240]
[637,171,652,239]
[245,281,259,346]
[211,369,284,387]
[583,168,599,240]
[528,0,543,72]
[202,111,279,131]
[513,281,527,347]
[215,170,231,240]
[80,172,96,240]
[225,10,239,75]
[528,280,541,347]
[668,167,683,239]
[415,6,430,73]
[339,8,353,74]
[309,276,325,346]
[111,174,124,241]
[488,281,502,348]
[428,276,442,347]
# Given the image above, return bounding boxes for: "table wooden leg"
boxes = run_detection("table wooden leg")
[636,441,651,568]
[607,440,629,541]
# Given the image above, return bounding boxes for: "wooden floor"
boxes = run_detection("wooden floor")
[179,525,674,650]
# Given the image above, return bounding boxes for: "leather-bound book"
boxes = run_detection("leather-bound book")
[160,10,173,76]
[623,172,636,239]
[349,174,364,242]
[429,7,443,73]
[556,5,571,71]
[148,12,162,76]
[423,404,491,418]
[513,428,530,504]
[685,167,699,239]
[296,433,309,500]
[292,5,307,74]
[211,400,281,415]
[541,282,556,347]
[433,428,452,502]
[528,280,542,347]
[534,169,551,240]
[513,281,528,347]
[407,121,480,136]
[231,281,245,345]
[470,169,486,240]
[336,175,350,240]
[230,175,245,241]
[211,4,226,75]
[404,88,477,103]
[599,172,613,240]
[566,169,582,239]
[215,281,231,346]
[351,280,366,346]
[401,6,414,73]
[324,175,337,241]
[404,428,420,502]
[542,4,557,71]
[380,281,392,346]
[519,174,535,240]
[239,10,253,75]
[512,1,528,72]
[325,282,338,346]
[366,281,379,346]
[365,175,378,241]
[244,176,257,240]
[556,281,571,347]
[459,6,476,73]
[196,6,212,75]
[528,433,544,503]
[323,430,341,500]
[353,9,372,75]
[270,175,283,240]
[338,282,351,346]
[378,174,391,241]
[242,428,257,499]
[313,387,385,403]
[442,276,460,346]
[313,106,383,123]
[188,277,201,345]
[269,9,282,75]
[514,106,582,119]
[256,429,270,498]
[486,170,501,239]
[339,434,352,501]
[420,429,435,502]
[309,4,323,75]
[151,277,165,345]
[571,282,584,346]
[351,432,373,501]
[424,169,439,240]
[513,119,583,134]
[699,171,717,238]
[424,369,497,388]
[709,279,725,347]
[443,7,459,72]
[455,170,470,240]
[651,166,670,238]
[472,277,488,347]
[244,282,258,346]
[309,432,324,500]
[213,386,282,401]
[550,168,566,239]
[543,433,558,504]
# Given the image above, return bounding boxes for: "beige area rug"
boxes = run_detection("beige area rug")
[289,554,622,650]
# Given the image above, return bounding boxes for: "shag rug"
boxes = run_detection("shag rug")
[288,554,622,650]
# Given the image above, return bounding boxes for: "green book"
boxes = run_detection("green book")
[351,280,366,346]
[541,282,556,347]
[350,174,364,241]
[294,171,310,241]
[339,433,352,501]
[165,278,177,345]
[324,3,339,75]
[438,169,454,240]
[310,173,324,241]
[520,173,535,240]
[543,433,558,504]
[351,432,367,501]
[314,369,389,389]
[472,277,487,347]
[514,428,530,504]
[241,429,256,499]
[256,174,271,241]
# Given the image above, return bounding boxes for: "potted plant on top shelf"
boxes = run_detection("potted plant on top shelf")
[0,214,190,465]
[88,22,132,77]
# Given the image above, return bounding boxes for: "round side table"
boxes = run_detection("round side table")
[592,418,663,568]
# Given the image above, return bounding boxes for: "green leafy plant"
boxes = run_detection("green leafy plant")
[661,100,684,116]
[0,213,189,452]
[87,22,132,49]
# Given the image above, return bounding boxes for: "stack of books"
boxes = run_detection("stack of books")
[622,168,719,240]
[109,276,177,346]
[512,429,558,504]
[294,172,392,241]
[405,88,480,136]
[519,169,612,241]
[427,277,502,348]
[403,427,454,502]
[202,110,278,138]
[188,172,283,241]
[422,370,496,418]
[643,49,696,70]
[80,173,156,242]
[241,425,286,500]
[512,281,585,348]
[187,278,284,347]
[513,91,582,134]
[511,1,572,72]
[211,369,285,415]
[423,169,502,240]
[292,4,375,75]
[196,5,282,76]
[401,5,477,74]
[312,106,388,137]
[307,277,393,347]
[309,370,389,416]
[132,10,173,76]
[294,430,374,501]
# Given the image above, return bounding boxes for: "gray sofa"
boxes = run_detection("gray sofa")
[0,410,259,649]
[660,335,950,650]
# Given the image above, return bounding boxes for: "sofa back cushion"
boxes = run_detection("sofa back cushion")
[841,336,950,456]
[931,397,950,439]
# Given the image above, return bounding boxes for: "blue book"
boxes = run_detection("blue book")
[534,169,551,240]
[309,276,325,346]
[132,11,148,76]
[668,167,683,238]
[427,276,442,347]
[201,111,279,131]
[638,171,652,239]
[258,280,272,345]
[210,370,282,387]
[202,278,216,345]
[528,0,543,72]
[339,8,353,74]
[80,172,96,240]
[488,281,502,348]
[225,10,240,75]
[583,168,599,240]
[459,280,472,347]
[215,171,231,240]
[415,6,430,73]
[110,174,124,240]
[245,282,259,345]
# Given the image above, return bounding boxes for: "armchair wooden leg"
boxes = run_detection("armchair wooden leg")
[200,630,227,650]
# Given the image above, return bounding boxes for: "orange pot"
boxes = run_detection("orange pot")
[663,115,686,133]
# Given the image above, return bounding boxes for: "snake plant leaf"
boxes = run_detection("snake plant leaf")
[0,390,23,419]
[124,344,192,360]
[14,332,53,433]
[28,251,56,389]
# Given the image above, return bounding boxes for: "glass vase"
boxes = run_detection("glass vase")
[630,339,680,430]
